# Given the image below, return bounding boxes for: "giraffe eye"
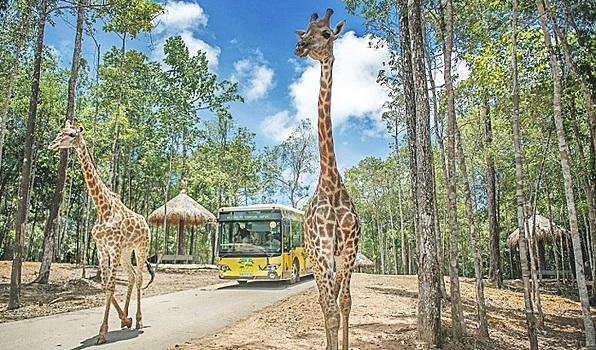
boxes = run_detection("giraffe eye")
[322,31,331,39]
[69,133,76,137]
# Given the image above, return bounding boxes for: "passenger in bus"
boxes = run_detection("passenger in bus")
[235,223,251,243]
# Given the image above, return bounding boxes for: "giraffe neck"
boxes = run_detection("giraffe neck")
[74,139,114,214]
[317,56,341,189]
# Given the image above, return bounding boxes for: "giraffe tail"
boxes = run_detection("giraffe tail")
[143,260,155,289]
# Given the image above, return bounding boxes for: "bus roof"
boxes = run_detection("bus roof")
[218,203,304,215]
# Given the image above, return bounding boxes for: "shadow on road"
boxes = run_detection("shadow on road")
[218,275,314,291]
[70,328,145,350]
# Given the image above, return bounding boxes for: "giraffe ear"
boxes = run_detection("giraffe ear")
[333,20,345,38]
[295,30,306,40]
[77,126,84,134]
[65,119,72,128]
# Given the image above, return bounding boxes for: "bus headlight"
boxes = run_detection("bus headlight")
[218,264,230,272]
[266,264,280,271]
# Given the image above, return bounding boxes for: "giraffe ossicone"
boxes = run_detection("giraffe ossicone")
[295,8,361,350]
[49,119,155,344]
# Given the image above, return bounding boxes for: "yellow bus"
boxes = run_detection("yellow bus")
[216,204,312,284]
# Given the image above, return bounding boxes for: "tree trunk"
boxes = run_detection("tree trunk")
[9,0,47,310]
[376,211,386,274]
[426,39,448,300]
[456,125,489,338]
[392,146,407,274]
[109,33,127,192]
[511,0,538,347]
[528,133,552,327]
[536,0,596,347]
[484,89,503,288]
[406,0,442,345]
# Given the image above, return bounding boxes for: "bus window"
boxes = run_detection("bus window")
[218,223,235,253]
[283,220,291,251]
[291,220,303,248]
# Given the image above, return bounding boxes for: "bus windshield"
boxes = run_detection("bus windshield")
[218,220,282,257]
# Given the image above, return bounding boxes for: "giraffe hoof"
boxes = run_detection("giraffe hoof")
[121,317,133,328]
[136,321,143,329]
[96,335,106,345]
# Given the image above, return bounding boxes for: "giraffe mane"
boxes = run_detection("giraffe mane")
[84,143,98,170]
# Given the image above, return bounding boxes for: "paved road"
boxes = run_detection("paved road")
[0,277,315,350]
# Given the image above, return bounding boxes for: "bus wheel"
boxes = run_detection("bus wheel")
[290,260,300,284]
[237,280,248,284]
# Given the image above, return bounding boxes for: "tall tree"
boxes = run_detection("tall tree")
[9,0,48,310]
[406,0,442,345]
[262,119,317,208]
[441,0,465,341]
[100,0,163,192]
[34,0,85,285]
[536,0,596,347]
[511,0,538,347]
[0,0,34,169]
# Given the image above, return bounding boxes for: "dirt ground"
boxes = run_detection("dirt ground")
[0,261,592,349]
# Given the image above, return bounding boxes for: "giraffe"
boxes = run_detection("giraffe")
[295,8,361,350]
[48,120,154,344]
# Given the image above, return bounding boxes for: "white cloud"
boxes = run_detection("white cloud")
[259,111,297,143]
[231,51,275,102]
[265,31,390,143]
[151,1,219,70]
[153,1,208,34]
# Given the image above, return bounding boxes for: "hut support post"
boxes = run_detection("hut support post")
[177,219,185,256]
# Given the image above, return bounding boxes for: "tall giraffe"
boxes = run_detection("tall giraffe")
[49,120,154,344]
[295,9,361,350]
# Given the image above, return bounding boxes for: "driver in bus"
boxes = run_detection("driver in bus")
[265,233,281,249]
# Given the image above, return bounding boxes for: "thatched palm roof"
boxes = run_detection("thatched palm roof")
[506,214,569,249]
[148,186,215,227]
[354,252,374,268]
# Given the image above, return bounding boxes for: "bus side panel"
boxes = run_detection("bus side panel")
[295,246,312,277]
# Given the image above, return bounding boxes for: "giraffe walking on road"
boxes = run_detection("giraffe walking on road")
[294,9,361,350]
[49,120,154,344]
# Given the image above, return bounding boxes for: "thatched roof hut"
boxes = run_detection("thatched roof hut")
[354,252,374,268]
[506,214,569,249]
[148,181,215,256]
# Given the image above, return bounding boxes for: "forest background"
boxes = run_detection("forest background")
[1,0,595,348]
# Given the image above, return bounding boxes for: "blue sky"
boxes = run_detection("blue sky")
[46,0,393,171]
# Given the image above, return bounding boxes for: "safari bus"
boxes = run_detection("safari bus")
[216,204,312,284]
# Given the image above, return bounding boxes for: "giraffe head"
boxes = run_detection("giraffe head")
[295,8,345,61]
[48,119,84,150]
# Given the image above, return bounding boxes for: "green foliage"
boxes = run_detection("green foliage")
[100,0,164,39]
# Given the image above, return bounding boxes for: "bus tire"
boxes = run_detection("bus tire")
[290,260,300,284]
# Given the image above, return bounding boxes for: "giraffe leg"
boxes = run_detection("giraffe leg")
[313,254,340,350]
[119,252,135,328]
[97,289,112,344]
[97,254,120,344]
[339,269,352,350]
[95,247,110,344]
[133,247,148,329]
[111,296,132,328]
